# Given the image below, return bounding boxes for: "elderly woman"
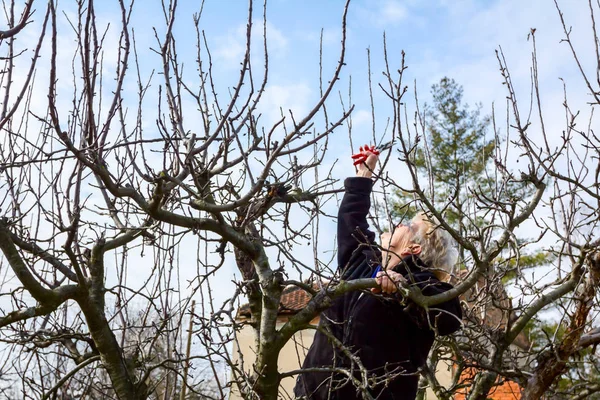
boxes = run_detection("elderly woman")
[294,147,462,400]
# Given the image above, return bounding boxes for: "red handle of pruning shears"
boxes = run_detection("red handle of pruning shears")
[351,142,392,166]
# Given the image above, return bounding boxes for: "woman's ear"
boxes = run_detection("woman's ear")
[400,243,421,256]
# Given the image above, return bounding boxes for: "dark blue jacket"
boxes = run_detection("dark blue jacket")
[294,177,462,400]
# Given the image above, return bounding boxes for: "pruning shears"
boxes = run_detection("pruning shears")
[351,141,393,166]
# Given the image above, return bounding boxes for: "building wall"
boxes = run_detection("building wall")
[428,359,454,398]
[229,316,317,400]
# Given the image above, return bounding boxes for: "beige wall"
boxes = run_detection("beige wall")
[229,315,455,399]
[427,359,453,399]
[229,316,317,399]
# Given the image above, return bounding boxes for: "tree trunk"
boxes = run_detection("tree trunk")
[77,241,147,400]
[79,299,146,399]
[467,371,498,400]
[522,253,600,399]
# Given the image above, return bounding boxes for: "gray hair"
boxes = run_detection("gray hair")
[412,212,459,276]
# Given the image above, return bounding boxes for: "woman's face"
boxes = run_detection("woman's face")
[380,219,423,254]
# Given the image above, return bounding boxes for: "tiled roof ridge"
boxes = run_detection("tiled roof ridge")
[237,281,327,318]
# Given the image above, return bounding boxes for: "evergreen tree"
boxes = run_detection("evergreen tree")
[393,78,535,262]
[416,77,493,219]
[393,77,495,263]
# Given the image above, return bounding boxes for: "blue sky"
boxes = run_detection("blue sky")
[119,0,591,145]
[74,0,594,157]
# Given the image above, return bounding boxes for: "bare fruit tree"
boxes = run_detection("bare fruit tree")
[0,0,599,399]
[0,0,367,398]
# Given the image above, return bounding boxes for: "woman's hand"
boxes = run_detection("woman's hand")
[371,269,407,294]
[352,144,379,178]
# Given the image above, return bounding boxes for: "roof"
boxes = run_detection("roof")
[236,284,314,319]
[453,270,530,349]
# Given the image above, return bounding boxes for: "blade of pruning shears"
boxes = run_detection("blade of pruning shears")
[377,141,394,151]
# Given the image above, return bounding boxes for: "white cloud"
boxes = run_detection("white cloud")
[380,0,408,24]
[299,27,341,47]
[355,0,409,27]
[214,21,289,65]
[350,109,372,130]
[321,27,341,46]
[258,83,312,128]
[215,25,247,63]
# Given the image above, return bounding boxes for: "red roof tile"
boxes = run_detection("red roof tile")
[237,285,314,318]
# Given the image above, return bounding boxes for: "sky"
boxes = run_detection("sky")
[2,0,598,363]
[118,0,595,188]
[78,0,594,135]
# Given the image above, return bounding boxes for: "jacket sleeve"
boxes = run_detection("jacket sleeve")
[337,177,376,272]
[402,270,462,336]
